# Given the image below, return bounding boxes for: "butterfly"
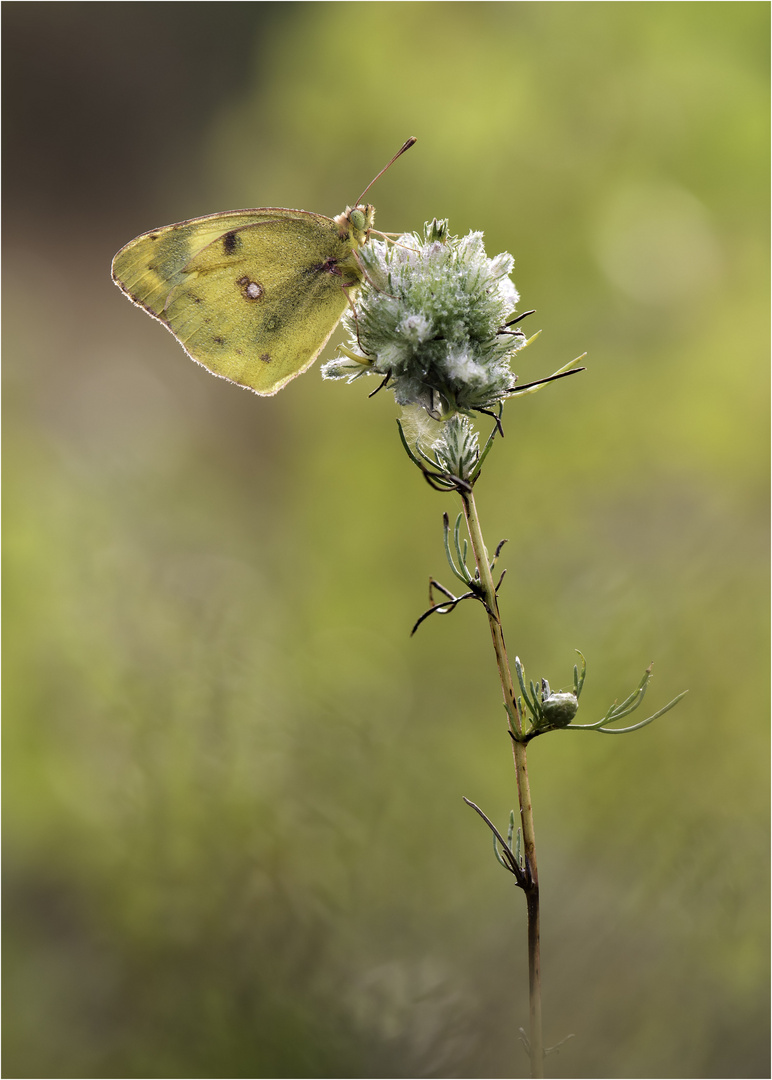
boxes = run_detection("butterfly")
[111,138,415,395]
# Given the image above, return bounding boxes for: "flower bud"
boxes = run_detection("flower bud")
[432,416,480,483]
[540,691,579,728]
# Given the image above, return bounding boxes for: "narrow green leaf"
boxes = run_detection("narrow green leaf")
[566,691,688,733]
[515,657,539,719]
[443,512,472,586]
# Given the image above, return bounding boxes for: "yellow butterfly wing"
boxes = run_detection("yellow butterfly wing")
[111,208,365,395]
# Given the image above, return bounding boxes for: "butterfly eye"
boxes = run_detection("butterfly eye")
[349,207,366,231]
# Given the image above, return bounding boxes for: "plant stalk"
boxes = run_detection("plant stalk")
[461,488,544,1079]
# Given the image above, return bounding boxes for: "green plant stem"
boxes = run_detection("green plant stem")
[461,488,544,1079]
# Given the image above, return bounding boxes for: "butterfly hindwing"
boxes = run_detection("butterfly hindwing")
[167,213,359,394]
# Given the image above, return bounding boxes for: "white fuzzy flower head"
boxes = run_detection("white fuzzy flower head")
[321,219,530,418]
[397,312,434,344]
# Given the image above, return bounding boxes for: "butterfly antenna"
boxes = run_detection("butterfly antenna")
[354,137,417,206]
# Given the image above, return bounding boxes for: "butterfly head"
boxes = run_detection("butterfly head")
[335,204,376,249]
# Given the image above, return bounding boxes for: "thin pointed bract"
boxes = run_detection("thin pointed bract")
[470,411,503,483]
[505,309,537,327]
[508,365,586,396]
[508,355,587,397]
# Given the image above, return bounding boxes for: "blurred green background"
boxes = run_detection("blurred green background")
[3,3,769,1077]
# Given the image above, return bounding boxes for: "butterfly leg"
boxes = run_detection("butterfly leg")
[338,277,373,359]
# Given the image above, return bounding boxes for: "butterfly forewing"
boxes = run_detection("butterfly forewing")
[112,211,272,316]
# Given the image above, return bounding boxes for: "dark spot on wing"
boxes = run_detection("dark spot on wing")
[260,353,272,364]
[223,231,241,255]
[307,256,343,279]
[213,336,225,345]
[236,275,264,300]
